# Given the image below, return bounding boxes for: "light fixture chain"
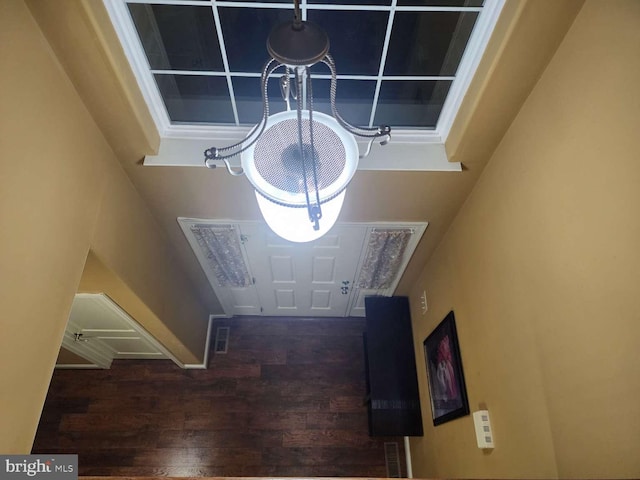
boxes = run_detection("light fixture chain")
[280,66,292,111]
[204,59,282,166]
[323,54,391,142]
[293,0,302,27]
[203,4,392,242]
[295,67,320,231]
[306,66,323,224]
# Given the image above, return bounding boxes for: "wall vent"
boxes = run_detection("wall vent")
[384,441,401,478]
[214,326,230,354]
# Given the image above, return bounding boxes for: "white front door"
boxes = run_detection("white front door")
[179,219,428,317]
[239,223,367,317]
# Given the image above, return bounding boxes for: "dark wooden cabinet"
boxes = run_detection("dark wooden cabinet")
[364,296,423,436]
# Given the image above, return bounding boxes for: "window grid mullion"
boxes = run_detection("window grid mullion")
[210,2,240,125]
[369,0,397,128]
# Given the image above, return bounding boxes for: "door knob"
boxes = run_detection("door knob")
[73,332,90,342]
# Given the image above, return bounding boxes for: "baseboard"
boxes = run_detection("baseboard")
[55,364,102,369]
[404,436,413,478]
[182,314,229,369]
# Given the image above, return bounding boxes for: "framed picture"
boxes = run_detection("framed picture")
[423,311,469,425]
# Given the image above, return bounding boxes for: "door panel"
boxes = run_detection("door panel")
[275,289,296,309]
[240,224,367,317]
[311,289,332,310]
[226,285,261,315]
[312,256,337,283]
[270,255,295,282]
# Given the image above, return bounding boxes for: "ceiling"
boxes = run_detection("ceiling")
[27,1,575,316]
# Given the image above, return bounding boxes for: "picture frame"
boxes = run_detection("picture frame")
[423,311,470,425]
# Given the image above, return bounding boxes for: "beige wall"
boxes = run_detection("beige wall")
[409,1,640,478]
[78,251,209,364]
[0,0,209,453]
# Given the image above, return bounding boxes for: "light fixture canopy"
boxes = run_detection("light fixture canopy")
[205,0,390,242]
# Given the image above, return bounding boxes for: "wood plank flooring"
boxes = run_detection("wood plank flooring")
[33,317,406,477]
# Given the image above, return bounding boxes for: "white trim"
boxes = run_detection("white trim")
[143,135,460,171]
[404,436,413,478]
[125,0,482,12]
[152,70,455,82]
[163,125,252,140]
[369,0,397,128]
[126,0,211,4]
[369,0,398,128]
[55,364,102,369]
[306,4,482,12]
[103,0,171,136]
[436,0,506,139]
[182,314,222,369]
[153,123,445,141]
[210,2,240,125]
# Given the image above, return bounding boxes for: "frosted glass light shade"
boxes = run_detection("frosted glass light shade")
[256,190,346,243]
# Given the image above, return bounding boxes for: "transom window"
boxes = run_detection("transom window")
[109,0,500,133]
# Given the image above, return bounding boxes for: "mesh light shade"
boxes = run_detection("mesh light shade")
[241,110,359,242]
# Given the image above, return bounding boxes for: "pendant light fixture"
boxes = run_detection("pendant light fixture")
[204,0,390,242]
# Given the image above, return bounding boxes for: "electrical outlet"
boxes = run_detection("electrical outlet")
[420,290,428,314]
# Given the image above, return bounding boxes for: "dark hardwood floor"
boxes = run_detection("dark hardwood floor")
[33,317,405,476]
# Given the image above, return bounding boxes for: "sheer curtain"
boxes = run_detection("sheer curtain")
[190,224,251,287]
[356,229,413,289]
